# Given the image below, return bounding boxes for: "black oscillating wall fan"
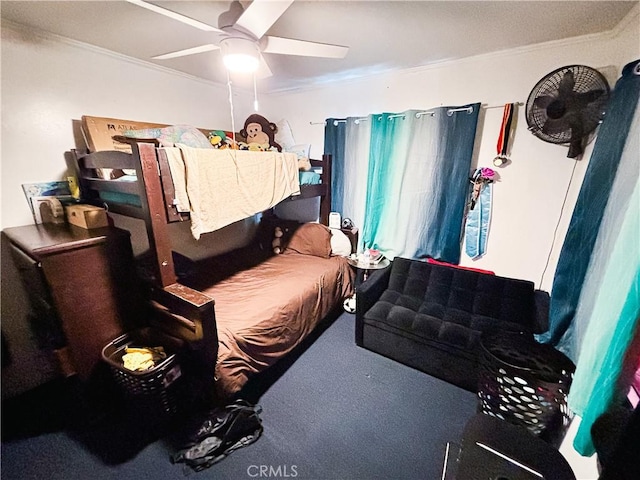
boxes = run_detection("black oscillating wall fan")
[526,65,610,158]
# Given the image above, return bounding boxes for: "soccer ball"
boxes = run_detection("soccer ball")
[343,295,356,313]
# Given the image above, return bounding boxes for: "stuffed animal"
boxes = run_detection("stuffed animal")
[239,114,282,152]
[298,156,312,171]
[208,130,235,149]
[272,226,285,254]
[271,223,299,254]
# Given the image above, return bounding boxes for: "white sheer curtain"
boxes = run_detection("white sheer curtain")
[342,117,371,252]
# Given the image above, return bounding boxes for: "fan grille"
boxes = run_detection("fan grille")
[526,65,609,145]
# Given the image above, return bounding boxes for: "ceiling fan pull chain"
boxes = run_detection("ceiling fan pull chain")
[226,70,238,147]
[493,103,515,167]
[253,74,259,112]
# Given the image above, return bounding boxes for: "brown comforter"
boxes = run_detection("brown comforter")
[196,252,354,397]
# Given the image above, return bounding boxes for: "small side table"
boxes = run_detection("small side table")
[343,256,390,312]
[346,256,390,282]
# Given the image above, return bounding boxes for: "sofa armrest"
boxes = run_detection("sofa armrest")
[355,265,392,346]
[533,289,550,334]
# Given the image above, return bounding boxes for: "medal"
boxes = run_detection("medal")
[494,103,515,167]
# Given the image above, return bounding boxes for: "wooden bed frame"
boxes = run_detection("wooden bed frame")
[66,139,334,400]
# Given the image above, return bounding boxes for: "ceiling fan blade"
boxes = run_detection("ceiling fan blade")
[262,36,348,58]
[235,0,294,39]
[126,0,222,32]
[257,53,273,79]
[153,44,220,60]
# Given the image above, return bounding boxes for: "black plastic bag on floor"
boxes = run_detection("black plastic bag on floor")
[171,399,263,473]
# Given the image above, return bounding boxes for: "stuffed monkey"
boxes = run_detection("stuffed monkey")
[240,114,282,152]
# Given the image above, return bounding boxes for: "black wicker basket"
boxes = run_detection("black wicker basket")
[477,331,576,446]
[102,330,184,416]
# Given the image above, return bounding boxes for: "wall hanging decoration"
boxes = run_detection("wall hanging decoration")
[465,167,497,259]
[493,103,515,167]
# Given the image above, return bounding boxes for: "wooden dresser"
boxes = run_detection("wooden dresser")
[3,223,141,381]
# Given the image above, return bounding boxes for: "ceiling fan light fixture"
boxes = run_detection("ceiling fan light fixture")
[221,37,260,73]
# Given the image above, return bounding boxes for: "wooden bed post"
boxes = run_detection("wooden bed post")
[134,142,177,287]
[320,154,332,226]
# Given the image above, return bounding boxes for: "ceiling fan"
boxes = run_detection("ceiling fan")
[127,0,349,77]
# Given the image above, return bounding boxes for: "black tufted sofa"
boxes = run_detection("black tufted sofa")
[355,257,550,392]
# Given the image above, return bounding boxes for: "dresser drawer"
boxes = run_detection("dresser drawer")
[9,243,66,349]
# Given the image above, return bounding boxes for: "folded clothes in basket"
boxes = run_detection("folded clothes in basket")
[122,346,167,371]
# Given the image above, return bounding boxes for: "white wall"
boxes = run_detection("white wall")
[260,7,639,293]
[0,21,256,229]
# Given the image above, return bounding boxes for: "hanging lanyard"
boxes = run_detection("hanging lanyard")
[493,103,514,167]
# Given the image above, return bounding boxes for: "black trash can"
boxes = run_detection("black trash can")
[477,330,576,447]
[102,328,187,419]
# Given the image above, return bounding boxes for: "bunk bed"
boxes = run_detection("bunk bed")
[67,133,353,402]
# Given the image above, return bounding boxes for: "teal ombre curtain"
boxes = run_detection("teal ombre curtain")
[565,59,640,456]
[325,104,479,261]
[362,112,409,256]
[540,60,640,359]
[361,112,401,250]
[362,104,480,262]
[324,118,346,214]
[418,105,481,263]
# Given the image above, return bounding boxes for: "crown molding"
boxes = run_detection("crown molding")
[0,19,245,92]
[610,2,640,38]
[269,12,638,95]
[272,27,621,96]
[3,6,636,98]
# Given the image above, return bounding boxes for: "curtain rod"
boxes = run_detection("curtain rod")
[310,102,524,125]
[483,101,524,109]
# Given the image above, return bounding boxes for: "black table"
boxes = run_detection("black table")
[343,256,390,312]
[444,414,576,480]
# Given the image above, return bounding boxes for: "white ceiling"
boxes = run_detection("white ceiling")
[1,1,636,93]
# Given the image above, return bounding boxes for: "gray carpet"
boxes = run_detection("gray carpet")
[1,312,478,479]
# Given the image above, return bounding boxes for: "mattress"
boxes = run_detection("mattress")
[98,171,320,209]
[190,252,354,397]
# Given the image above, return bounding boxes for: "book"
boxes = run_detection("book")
[22,181,75,224]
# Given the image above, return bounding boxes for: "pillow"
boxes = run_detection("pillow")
[286,143,311,159]
[299,171,321,185]
[275,119,296,151]
[122,125,213,149]
[284,223,332,258]
[330,228,352,256]
[426,257,495,275]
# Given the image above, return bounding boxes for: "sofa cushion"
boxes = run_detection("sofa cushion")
[363,258,538,355]
[383,257,536,328]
